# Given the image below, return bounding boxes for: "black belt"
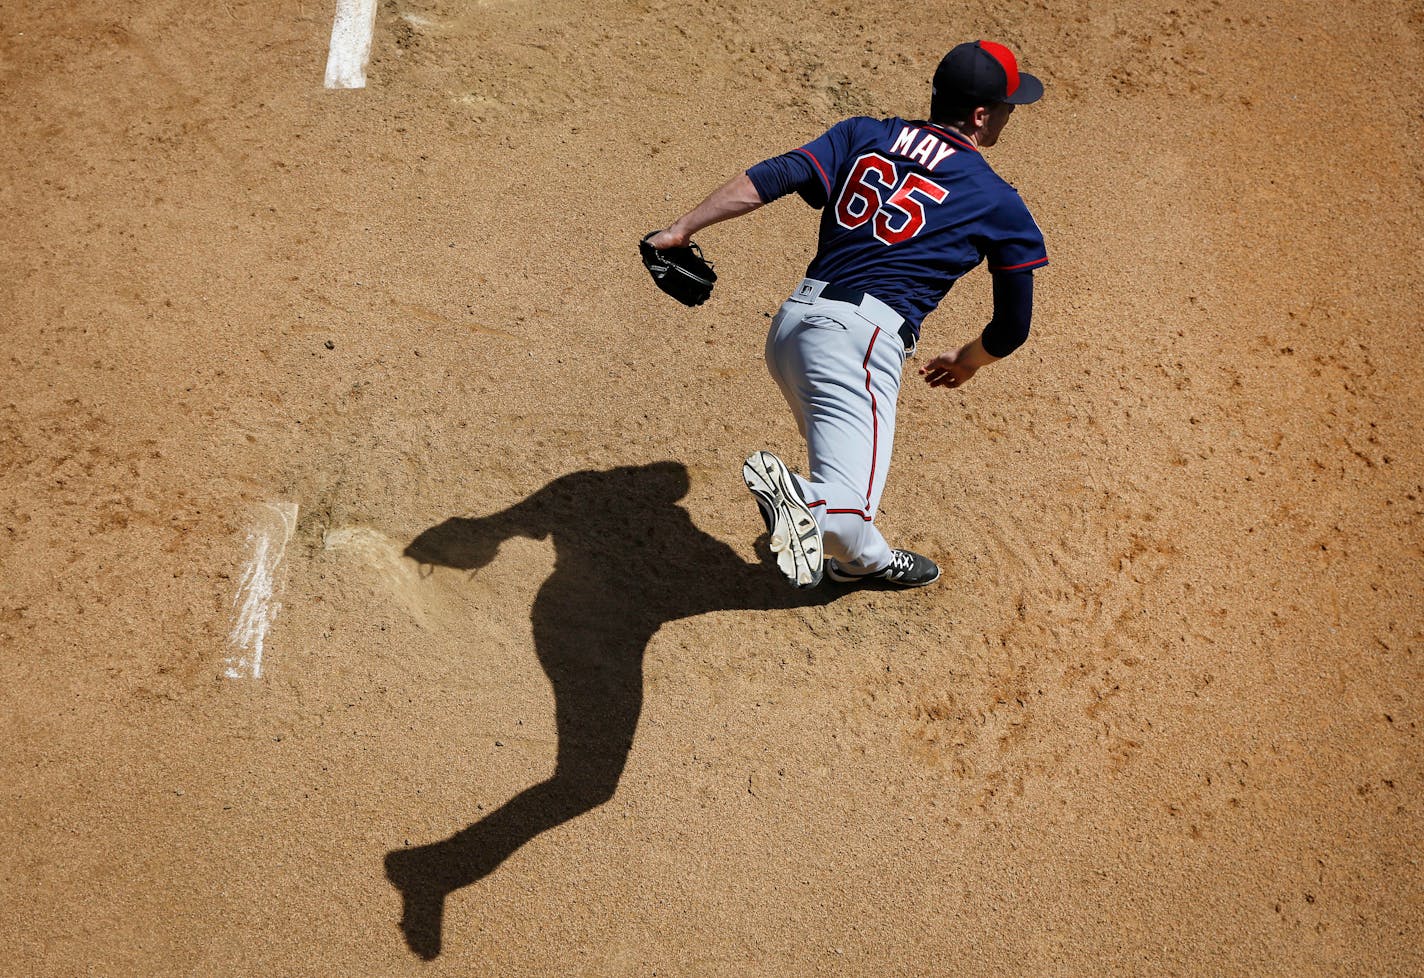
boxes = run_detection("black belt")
[817,283,917,353]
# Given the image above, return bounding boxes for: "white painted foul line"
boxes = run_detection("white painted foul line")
[224,501,299,680]
[324,0,378,89]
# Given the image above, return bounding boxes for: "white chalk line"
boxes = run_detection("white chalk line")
[224,501,299,679]
[324,0,378,90]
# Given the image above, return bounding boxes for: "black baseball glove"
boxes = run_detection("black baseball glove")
[640,231,717,307]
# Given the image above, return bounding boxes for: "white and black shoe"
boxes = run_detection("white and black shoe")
[742,451,824,588]
[827,549,940,588]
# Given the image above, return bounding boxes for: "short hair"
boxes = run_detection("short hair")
[930,98,978,127]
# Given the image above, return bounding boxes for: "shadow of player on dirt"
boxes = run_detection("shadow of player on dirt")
[383,460,838,959]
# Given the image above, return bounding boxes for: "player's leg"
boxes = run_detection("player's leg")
[766,300,902,568]
[741,447,824,587]
[740,301,827,588]
[759,296,940,587]
[792,328,939,588]
[763,303,808,437]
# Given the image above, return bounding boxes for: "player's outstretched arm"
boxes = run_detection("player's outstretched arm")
[648,173,764,249]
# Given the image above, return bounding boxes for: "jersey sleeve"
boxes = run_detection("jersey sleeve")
[745,151,820,205]
[983,191,1048,273]
[981,269,1034,357]
[745,118,859,209]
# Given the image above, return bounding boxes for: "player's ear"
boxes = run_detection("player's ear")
[970,104,992,129]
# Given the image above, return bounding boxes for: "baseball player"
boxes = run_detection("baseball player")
[648,41,1048,589]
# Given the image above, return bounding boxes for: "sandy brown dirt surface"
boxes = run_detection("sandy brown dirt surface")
[2,0,1421,974]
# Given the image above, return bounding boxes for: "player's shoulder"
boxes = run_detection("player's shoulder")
[859,115,927,137]
[826,115,901,140]
[968,154,1031,205]
[984,166,1027,200]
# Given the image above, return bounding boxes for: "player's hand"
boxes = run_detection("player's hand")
[647,227,690,249]
[920,346,979,389]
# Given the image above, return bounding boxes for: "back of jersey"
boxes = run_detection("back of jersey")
[792,116,1046,333]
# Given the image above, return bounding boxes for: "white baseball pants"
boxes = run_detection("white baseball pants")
[764,278,910,573]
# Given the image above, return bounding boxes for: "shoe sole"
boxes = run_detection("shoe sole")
[742,451,823,588]
[826,562,941,588]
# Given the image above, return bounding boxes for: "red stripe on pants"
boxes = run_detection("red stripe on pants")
[861,327,882,506]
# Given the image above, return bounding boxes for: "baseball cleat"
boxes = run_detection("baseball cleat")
[827,549,940,588]
[742,451,824,588]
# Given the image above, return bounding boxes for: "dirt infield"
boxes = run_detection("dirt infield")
[2,0,1420,974]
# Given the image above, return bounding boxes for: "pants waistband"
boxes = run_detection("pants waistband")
[788,278,916,353]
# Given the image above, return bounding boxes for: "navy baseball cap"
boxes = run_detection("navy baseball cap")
[932,40,1044,111]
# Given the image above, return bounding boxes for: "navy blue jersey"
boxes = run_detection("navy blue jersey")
[746,116,1047,337]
